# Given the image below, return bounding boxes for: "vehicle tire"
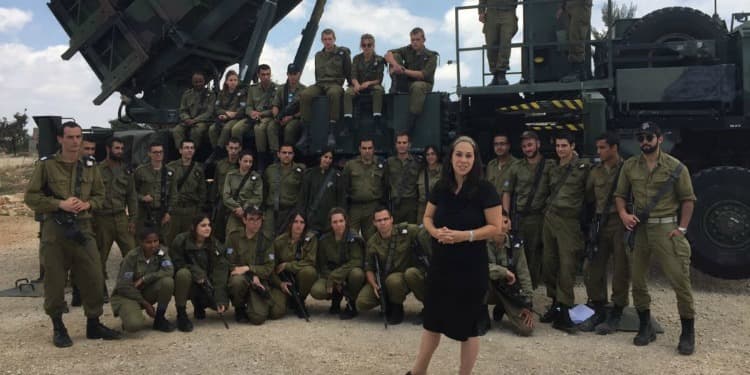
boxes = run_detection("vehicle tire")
[688,166,750,279]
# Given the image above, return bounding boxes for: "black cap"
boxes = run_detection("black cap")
[520,130,539,140]
[287,63,300,74]
[637,121,661,136]
[243,205,263,217]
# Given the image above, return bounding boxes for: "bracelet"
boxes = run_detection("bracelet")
[469,230,475,242]
[678,227,687,234]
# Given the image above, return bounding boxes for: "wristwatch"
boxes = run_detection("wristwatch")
[677,227,687,235]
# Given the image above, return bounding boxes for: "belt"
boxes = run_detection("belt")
[646,216,677,224]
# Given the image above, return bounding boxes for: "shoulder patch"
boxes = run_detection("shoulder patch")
[251,175,257,181]
[295,167,303,173]
[160,259,173,268]
[157,249,164,256]
[377,163,383,169]
[578,163,586,169]
[122,271,134,281]
[215,100,220,106]
[401,227,408,235]
[226,247,234,255]
[268,253,275,261]
[503,180,510,187]
[84,156,96,167]
[194,170,201,177]
[167,170,174,177]
[40,156,49,161]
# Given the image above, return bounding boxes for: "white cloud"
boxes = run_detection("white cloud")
[286,1,311,21]
[321,0,439,42]
[0,7,32,33]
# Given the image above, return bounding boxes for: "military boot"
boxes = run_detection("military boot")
[193,305,206,320]
[234,305,250,324]
[71,285,82,307]
[176,306,193,332]
[152,306,176,332]
[327,121,337,147]
[578,301,606,332]
[51,315,73,348]
[493,70,509,86]
[295,125,310,151]
[540,300,558,323]
[492,304,506,322]
[373,114,383,137]
[340,117,352,137]
[339,302,358,320]
[552,304,577,334]
[86,317,122,340]
[560,63,583,83]
[387,303,404,325]
[33,265,44,283]
[596,304,624,335]
[329,290,343,315]
[633,309,656,346]
[677,318,695,355]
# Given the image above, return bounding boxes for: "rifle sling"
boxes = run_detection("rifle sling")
[232,171,253,201]
[546,161,576,209]
[159,166,168,211]
[594,163,623,242]
[309,168,336,216]
[636,163,685,222]
[176,162,195,193]
[519,158,546,216]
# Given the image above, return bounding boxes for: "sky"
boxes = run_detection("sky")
[0,0,745,128]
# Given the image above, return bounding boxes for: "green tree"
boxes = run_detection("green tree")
[0,111,29,155]
[592,1,637,40]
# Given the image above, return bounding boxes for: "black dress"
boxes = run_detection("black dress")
[422,179,501,341]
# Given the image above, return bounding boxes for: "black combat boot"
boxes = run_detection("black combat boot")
[339,302,358,320]
[234,305,250,324]
[86,317,122,340]
[633,309,656,346]
[51,315,73,348]
[540,300,558,323]
[552,304,577,334]
[492,304,506,322]
[493,70,509,86]
[33,265,45,283]
[193,304,206,320]
[372,114,383,137]
[327,121,337,147]
[329,290,343,315]
[102,281,109,304]
[176,306,193,332]
[578,301,606,332]
[677,318,695,355]
[596,304,624,335]
[71,285,82,307]
[387,303,404,325]
[152,305,176,332]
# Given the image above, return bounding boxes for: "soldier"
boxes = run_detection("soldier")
[94,137,137,299]
[72,134,97,306]
[24,121,121,347]
[110,228,175,333]
[479,0,519,85]
[417,145,442,224]
[310,207,365,319]
[386,132,420,224]
[614,122,696,355]
[171,214,230,332]
[272,210,318,318]
[384,27,438,135]
[556,0,592,81]
[81,136,97,158]
[297,147,345,234]
[540,131,590,333]
[270,63,307,147]
[262,143,305,238]
[344,33,385,127]
[173,71,215,150]
[210,137,242,242]
[226,206,286,324]
[486,132,519,197]
[134,142,172,243]
[300,28,352,146]
[355,207,420,325]
[404,225,433,324]
[343,138,386,240]
[502,130,553,289]
[209,70,247,153]
[487,213,535,336]
[580,132,630,333]
[234,64,277,164]
[223,151,263,241]
[165,139,207,246]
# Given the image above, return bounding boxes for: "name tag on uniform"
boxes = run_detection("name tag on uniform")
[161,259,173,267]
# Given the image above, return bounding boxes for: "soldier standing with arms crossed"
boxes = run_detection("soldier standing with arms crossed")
[479,0,519,85]
[25,121,121,347]
[614,122,696,355]
[134,142,172,242]
[344,138,386,240]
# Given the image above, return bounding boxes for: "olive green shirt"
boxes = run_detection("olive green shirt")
[478,0,519,13]
[223,170,263,211]
[134,164,173,211]
[213,158,239,201]
[245,82,278,118]
[179,88,215,123]
[112,247,173,303]
[504,158,554,214]
[215,88,246,116]
[343,157,386,203]
[297,166,346,231]
[272,82,307,113]
[25,154,104,220]
[487,235,533,296]
[614,151,696,218]
[585,159,623,214]
[95,161,138,222]
[388,45,438,84]
[351,53,385,84]
[417,165,442,204]
[545,156,590,212]
[272,232,318,287]
[167,160,207,213]
[364,223,419,275]
[314,45,352,85]
[386,154,420,200]
[317,231,365,288]
[170,232,230,305]
[263,162,305,209]
[227,231,275,281]
[486,156,519,198]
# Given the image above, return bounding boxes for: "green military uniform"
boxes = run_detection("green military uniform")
[262,162,305,237]
[541,156,590,307]
[25,154,105,318]
[562,0,592,64]
[584,159,629,308]
[343,157,386,240]
[173,88,215,150]
[403,226,432,304]
[297,166,346,233]
[344,53,385,115]
[211,158,239,242]
[272,232,318,300]
[479,0,519,74]
[94,161,137,278]
[269,82,307,147]
[503,158,554,288]
[386,154,421,224]
[234,82,277,153]
[486,235,534,336]
[166,160,206,246]
[310,231,365,301]
[388,45,437,115]
[133,163,173,242]
[486,155,519,198]
[223,170,263,241]
[110,247,174,332]
[614,151,696,319]
[227,231,286,324]
[356,223,420,311]
[210,88,247,148]
[417,164,442,224]
[171,232,230,311]
[301,45,351,122]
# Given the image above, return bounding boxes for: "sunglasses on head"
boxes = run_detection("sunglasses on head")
[636,134,655,143]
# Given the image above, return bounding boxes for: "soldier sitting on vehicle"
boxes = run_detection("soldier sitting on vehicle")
[174,71,215,152]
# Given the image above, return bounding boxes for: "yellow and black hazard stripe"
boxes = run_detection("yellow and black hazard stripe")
[498,98,584,114]
[527,123,585,132]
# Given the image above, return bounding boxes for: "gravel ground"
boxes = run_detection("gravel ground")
[0,215,748,375]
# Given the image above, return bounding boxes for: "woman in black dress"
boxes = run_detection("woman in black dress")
[408,136,504,375]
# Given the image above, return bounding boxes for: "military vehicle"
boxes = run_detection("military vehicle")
[34,0,749,279]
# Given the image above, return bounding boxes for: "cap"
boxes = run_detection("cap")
[520,130,539,140]
[243,205,263,217]
[287,63,301,74]
[637,121,661,136]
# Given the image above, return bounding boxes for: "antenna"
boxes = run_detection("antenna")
[714,0,718,17]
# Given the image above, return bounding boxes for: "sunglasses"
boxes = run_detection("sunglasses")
[361,43,373,48]
[636,134,655,143]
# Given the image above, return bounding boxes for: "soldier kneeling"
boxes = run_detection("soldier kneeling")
[111,228,176,333]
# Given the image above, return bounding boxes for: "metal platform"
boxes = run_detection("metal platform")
[457,79,614,96]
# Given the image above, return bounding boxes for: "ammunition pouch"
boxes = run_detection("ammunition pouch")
[53,211,87,245]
